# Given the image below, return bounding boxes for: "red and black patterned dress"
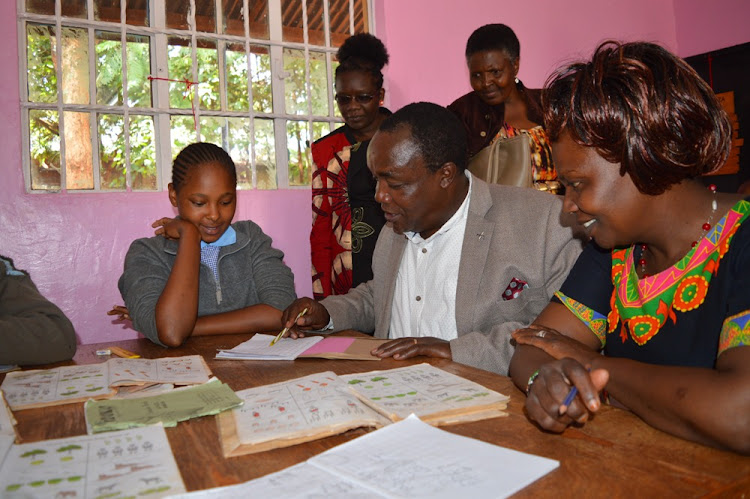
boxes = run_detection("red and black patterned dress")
[310,118,388,299]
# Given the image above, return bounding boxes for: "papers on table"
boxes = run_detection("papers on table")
[0,391,17,439]
[218,371,389,456]
[217,364,508,457]
[85,378,242,433]
[1,355,212,410]
[340,363,510,424]
[216,334,324,360]
[0,425,185,498]
[168,414,559,499]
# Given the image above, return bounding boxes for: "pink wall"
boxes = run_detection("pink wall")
[2,0,747,346]
[378,0,679,109]
[674,0,750,57]
[0,1,312,345]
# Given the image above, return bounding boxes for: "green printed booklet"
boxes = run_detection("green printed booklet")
[0,355,212,411]
[85,378,242,433]
[217,363,509,457]
[0,425,185,498]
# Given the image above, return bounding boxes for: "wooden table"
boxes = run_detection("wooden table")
[4,333,750,497]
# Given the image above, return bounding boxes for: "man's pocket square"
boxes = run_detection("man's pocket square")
[502,277,528,301]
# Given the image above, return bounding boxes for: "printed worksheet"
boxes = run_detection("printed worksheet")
[85,379,242,433]
[1,356,212,410]
[108,355,210,386]
[221,371,388,456]
[0,425,185,498]
[340,364,509,421]
[1,364,112,410]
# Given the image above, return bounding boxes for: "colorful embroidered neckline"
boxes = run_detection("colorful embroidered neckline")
[609,199,750,346]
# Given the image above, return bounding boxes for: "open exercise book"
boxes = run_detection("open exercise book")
[217,363,509,457]
[172,415,559,499]
[216,334,390,361]
[0,425,185,499]
[0,355,212,411]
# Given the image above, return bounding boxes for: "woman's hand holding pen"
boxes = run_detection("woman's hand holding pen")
[152,217,199,241]
[280,298,330,338]
[512,326,609,432]
[523,359,609,432]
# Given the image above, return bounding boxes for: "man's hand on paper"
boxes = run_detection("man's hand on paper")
[280,298,331,338]
[371,337,452,360]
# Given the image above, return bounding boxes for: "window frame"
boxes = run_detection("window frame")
[17,0,373,193]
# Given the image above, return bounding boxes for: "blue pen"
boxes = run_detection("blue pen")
[560,386,578,411]
[560,367,592,415]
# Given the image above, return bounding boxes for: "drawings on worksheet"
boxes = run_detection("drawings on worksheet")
[0,425,185,498]
[219,364,508,457]
[234,372,386,444]
[2,364,110,409]
[1,355,212,410]
[340,364,509,421]
[108,356,209,386]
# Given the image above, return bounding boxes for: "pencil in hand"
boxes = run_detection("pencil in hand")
[269,307,309,346]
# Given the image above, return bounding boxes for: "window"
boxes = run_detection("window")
[19,0,370,192]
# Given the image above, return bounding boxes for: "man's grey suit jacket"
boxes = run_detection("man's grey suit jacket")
[321,175,583,374]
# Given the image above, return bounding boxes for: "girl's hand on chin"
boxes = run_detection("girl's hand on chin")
[152,217,198,240]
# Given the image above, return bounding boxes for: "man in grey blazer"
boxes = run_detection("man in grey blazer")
[283,102,582,375]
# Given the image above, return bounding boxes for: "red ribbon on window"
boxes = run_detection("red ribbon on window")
[147,76,199,129]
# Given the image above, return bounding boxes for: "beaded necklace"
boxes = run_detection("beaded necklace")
[638,184,717,278]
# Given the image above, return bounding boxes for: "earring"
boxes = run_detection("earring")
[514,77,519,84]
[379,100,384,105]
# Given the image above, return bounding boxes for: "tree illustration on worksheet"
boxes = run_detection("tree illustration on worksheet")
[57,444,83,461]
[20,448,47,465]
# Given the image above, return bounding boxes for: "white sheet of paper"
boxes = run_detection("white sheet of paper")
[169,415,558,499]
[310,414,559,499]
[0,425,185,498]
[216,334,324,360]
[165,462,383,499]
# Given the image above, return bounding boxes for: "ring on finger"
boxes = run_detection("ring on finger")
[536,330,546,338]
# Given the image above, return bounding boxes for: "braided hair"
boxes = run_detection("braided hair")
[171,142,237,192]
[335,33,389,89]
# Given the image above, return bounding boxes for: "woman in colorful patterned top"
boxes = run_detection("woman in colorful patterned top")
[508,41,750,454]
[310,33,390,299]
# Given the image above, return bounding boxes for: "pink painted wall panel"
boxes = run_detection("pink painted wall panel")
[0,1,312,346]
[674,0,750,57]
[378,0,679,109]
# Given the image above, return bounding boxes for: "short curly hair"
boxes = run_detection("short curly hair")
[465,24,520,61]
[336,33,389,89]
[543,40,731,195]
[379,102,468,172]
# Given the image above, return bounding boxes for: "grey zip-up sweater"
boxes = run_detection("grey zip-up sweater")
[118,220,296,346]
